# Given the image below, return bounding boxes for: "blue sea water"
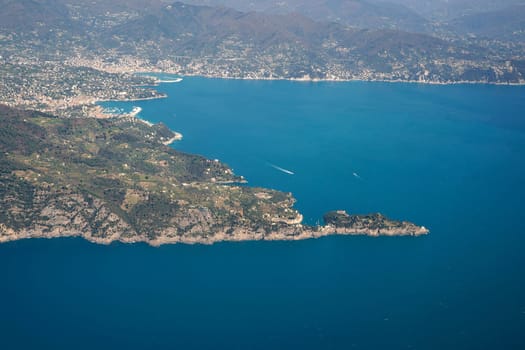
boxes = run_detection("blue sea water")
[2,78,525,349]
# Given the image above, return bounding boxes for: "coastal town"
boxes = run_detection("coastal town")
[0,56,166,116]
[1,0,524,119]
[1,49,524,120]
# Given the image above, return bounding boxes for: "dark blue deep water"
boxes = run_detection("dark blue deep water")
[2,78,525,349]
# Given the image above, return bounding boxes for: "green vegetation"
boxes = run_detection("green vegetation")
[0,105,304,243]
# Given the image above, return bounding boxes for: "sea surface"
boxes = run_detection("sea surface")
[2,78,525,349]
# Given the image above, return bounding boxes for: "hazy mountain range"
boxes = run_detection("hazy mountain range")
[185,0,429,32]
[371,0,525,20]
[185,0,525,37]
[0,0,524,83]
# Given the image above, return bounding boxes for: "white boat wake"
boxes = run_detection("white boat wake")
[353,172,361,179]
[268,163,295,175]
[159,78,183,83]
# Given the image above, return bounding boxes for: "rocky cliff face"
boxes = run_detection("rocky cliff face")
[0,105,428,246]
[323,211,429,236]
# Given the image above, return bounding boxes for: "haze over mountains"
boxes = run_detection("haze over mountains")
[186,0,525,38]
[0,0,524,83]
[373,0,525,20]
[450,4,525,42]
[186,0,429,32]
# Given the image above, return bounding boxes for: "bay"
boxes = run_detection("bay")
[1,78,525,349]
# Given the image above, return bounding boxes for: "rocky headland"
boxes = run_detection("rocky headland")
[0,105,428,246]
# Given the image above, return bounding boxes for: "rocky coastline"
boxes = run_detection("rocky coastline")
[0,206,428,247]
[0,105,428,247]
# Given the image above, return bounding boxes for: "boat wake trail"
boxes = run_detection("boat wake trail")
[267,163,295,175]
[159,78,183,83]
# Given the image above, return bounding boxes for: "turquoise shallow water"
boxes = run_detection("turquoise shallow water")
[2,78,525,349]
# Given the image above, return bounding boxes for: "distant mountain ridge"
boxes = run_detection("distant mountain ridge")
[368,0,525,20]
[0,0,72,31]
[185,0,525,40]
[0,0,524,83]
[449,4,525,41]
[184,0,430,32]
